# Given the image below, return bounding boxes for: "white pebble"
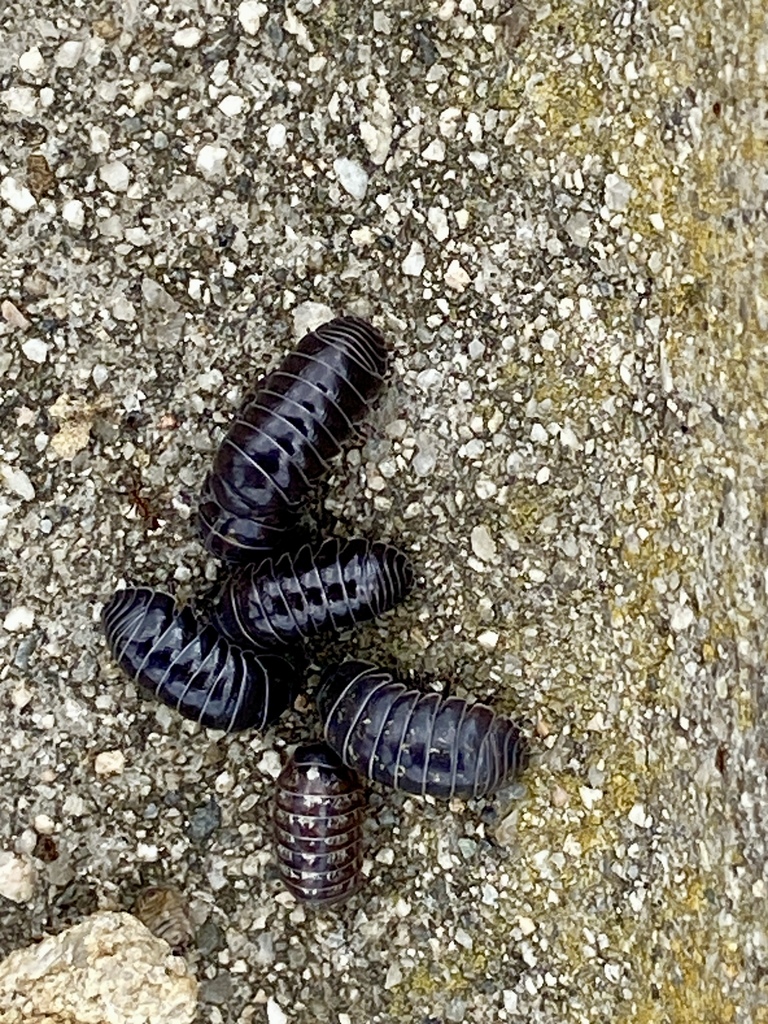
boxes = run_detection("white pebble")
[649,212,665,231]
[266,996,288,1024]
[384,963,403,989]
[173,26,203,47]
[219,94,245,117]
[530,422,548,443]
[3,605,35,631]
[34,813,56,835]
[99,160,130,192]
[565,213,591,247]
[62,198,85,228]
[196,144,228,178]
[258,749,282,779]
[422,138,446,162]
[238,0,267,34]
[55,40,84,68]
[1,299,30,329]
[19,46,45,74]
[579,786,603,810]
[1,176,36,213]
[132,83,154,110]
[1,86,38,116]
[333,157,369,200]
[470,525,497,562]
[416,368,443,390]
[0,852,36,903]
[267,123,287,150]
[669,602,694,631]
[477,630,499,650]
[111,296,135,322]
[94,749,126,776]
[535,466,551,484]
[21,337,48,363]
[443,259,470,292]
[475,478,497,499]
[412,449,436,476]
[427,206,449,242]
[293,301,335,339]
[628,803,650,827]
[401,240,425,277]
[604,172,632,212]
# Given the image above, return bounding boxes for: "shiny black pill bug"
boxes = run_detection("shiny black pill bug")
[273,741,365,906]
[102,587,296,732]
[317,661,528,800]
[198,315,388,564]
[209,537,414,650]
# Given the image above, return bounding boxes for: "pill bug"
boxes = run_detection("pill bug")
[133,885,195,953]
[209,537,414,650]
[317,661,528,800]
[102,587,297,732]
[198,315,388,564]
[273,741,365,906]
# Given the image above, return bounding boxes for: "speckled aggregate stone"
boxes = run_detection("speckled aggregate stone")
[1,2,767,1023]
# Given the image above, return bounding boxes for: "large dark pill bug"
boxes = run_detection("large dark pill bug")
[102,587,296,732]
[273,741,365,906]
[209,536,414,649]
[198,315,388,564]
[317,661,528,800]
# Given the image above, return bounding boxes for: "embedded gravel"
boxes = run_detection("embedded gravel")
[1,2,767,1023]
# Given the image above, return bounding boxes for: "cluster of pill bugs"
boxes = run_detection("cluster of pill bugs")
[103,315,528,906]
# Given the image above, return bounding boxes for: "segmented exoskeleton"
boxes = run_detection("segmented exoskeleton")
[317,661,528,800]
[198,316,388,564]
[102,587,296,732]
[209,537,413,649]
[273,741,365,905]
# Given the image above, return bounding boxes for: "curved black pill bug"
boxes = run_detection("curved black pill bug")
[317,661,528,800]
[102,587,296,732]
[273,741,365,906]
[209,537,414,650]
[198,315,388,564]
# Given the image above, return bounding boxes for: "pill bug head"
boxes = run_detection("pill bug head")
[315,659,391,728]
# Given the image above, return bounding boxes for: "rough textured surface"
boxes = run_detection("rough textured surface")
[1,1,766,1023]
[0,911,198,1023]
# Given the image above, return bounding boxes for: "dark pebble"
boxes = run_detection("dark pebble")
[187,797,222,842]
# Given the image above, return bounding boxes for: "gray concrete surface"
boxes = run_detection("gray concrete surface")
[1,0,767,1021]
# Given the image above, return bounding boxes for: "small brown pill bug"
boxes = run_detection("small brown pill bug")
[102,586,297,732]
[198,315,389,564]
[317,661,529,800]
[133,885,195,953]
[209,536,414,649]
[273,741,366,906]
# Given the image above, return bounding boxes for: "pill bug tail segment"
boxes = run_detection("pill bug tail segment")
[208,537,415,650]
[273,740,366,906]
[197,315,389,565]
[101,586,298,733]
[317,661,528,800]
